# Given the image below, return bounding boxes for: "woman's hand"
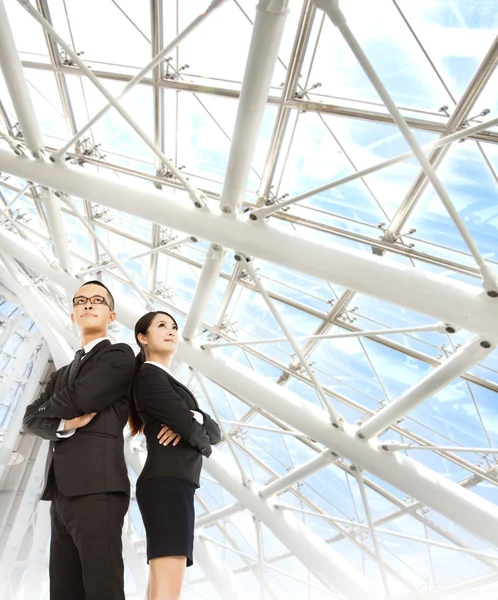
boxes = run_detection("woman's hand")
[157,424,181,446]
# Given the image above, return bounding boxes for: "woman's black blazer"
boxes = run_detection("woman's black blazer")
[134,363,221,487]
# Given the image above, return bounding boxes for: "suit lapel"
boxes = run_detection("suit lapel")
[72,339,111,382]
[168,374,199,409]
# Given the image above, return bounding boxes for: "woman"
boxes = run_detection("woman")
[129,311,221,600]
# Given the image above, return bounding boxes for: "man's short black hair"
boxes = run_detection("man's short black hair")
[78,280,115,311]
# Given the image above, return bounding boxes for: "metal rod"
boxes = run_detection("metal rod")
[260,450,339,499]
[251,114,498,219]
[276,504,498,561]
[17,0,212,209]
[77,235,198,276]
[201,322,451,349]
[16,57,498,145]
[48,0,228,163]
[62,194,151,308]
[382,443,498,454]
[4,183,31,210]
[222,421,311,438]
[0,0,44,155]
[220,0,290,214]
[352,467,392,598]
[237,253,343,427]
[182,244,226,341]
[317,0,498,295]
[357,336,496,440]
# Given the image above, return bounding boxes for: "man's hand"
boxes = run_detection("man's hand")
[64,413,97,431]
[158,425,181,447]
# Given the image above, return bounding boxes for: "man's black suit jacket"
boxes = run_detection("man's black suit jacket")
[23,340,135,500]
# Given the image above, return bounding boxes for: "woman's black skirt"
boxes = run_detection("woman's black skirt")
[136,477,196,566]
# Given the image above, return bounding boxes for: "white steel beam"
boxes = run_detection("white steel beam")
[201,450,371,599]
[219,0,289,215]
[0,152,497,340]
[122,514,147,597]
[0,258,77,359]
[0,0,44,155]
[260,449,339,499]
[177,344,498,550]
[195,535,251,600]
[356,336,495,440]
[40,188,71,272]
[195,502,245,530]
[182,244,226,341]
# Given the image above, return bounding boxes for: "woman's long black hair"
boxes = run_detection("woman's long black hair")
[128,310,179,436]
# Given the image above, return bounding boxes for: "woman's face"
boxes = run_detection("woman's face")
[139,313,179,356]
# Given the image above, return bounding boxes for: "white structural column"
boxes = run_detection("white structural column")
[182,244,226,341]
[0,332,44,485]
[201,450,372,599]
[357,336,496,440]
[0,258,77,359]
[0,0,43,155]
[0,330,41,408]
[22,501,51,600]
[178,343,498,549]
[220,0,289,214]
[183,0,288,337]
[122,515,147,596]
[40,188,71,272]
[194,535,251,600]
[1,152,497,339]
[0,441,49,587]
[0,341,51,584]
[0,312,26,350]
[0,0,71,270]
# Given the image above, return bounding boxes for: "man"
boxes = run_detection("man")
[23,280,135,600]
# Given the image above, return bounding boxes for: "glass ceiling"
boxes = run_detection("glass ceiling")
[0,0,497,599]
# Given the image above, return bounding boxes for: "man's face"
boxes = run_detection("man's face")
[70,283,116,334]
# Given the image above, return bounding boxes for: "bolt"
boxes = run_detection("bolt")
[480,341,492,349]
[487,290,498,298]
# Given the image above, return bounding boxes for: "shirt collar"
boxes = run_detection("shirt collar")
[82,337,109,355]
[144,361,172,376]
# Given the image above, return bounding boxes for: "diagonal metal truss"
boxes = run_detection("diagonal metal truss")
[0,0,498,599]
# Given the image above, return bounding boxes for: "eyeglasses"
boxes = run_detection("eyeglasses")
[72,295,111,309]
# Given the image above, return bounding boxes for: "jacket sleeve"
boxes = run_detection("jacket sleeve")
[135,369,212,457]
[199,411,222,445]
[22,369,65,441]
[37,344,135,419]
